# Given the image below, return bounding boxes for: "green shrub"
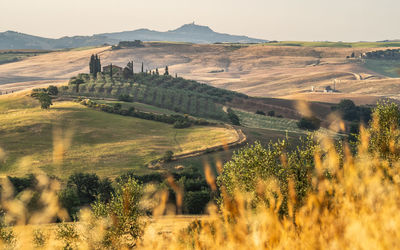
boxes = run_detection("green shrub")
[297,116,321,131]
[184,190,211,214]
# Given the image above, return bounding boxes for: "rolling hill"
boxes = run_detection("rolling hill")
[0,42,399,106]
[0,92,239,179]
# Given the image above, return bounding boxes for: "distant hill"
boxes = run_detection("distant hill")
[97,23,268,44]
[0,23,267,50]
[0,31,117,50]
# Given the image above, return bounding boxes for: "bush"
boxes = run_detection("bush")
[47,85,59,96]
[92,177,144,247]
[163,151,174,162]
[184,190,211,214]
[118,94,133,102]
[297,116,321,131]
[174,119,192,128]
[256,110,266,116]
[267,110,275,117]
[227,108,240,125]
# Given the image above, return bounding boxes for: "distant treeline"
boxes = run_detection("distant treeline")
[61,72,247,122]
[78,98,214,128]
[361,49,400,60]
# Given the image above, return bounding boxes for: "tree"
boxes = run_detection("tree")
[338,99,358,121]
[141,62,144,73]
[89,54,101,77]
[217,138,317,216]
[69,77,85,93]
[95,54,101,75]
[89,54,95,74]
[92,177,144,247]
[67,173,101,205]
[47,85,58,96]
[164,66,169,76]
[163,151,174,162]
[267,110,275,117]
[227,108,240,125]
[367,101,400,162]
[155,68,159,75]
[297,116,321,131]
[35,92,52,109]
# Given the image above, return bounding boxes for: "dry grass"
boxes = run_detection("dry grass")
[1,44,400,103]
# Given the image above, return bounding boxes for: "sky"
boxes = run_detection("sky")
[1,0,399,42]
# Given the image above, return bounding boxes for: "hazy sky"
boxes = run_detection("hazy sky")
[1,0,399,41]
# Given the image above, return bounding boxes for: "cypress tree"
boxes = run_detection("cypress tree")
[141,62,144,73]
[109,63,113,78]
[164,66,169,76]
[89,54,95,74]
[97,55,101,74]
[156,68,159,75]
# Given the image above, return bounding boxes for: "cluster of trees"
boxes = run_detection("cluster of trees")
[61,73,239,122]
[5,166,213,222]
[218,101,400,217]
[361,49,400,60]
[256,110,276,117]
[89,54,101,76]
[78,98,213,128]
[118,167,213,214]
[30,85,59,109]
[333,99,372,123]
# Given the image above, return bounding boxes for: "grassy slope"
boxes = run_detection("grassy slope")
[0,94,238,179]
[363,59,400,78]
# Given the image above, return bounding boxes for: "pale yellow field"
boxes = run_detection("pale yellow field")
[1,44,400,102]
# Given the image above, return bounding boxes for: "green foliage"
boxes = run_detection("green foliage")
[7,174,37,193]
[367,101,400,162]
[89,54,101,76]
[47,85,59,96]
[334,99,372,123]
[163,151,174,162]
[267,110,275,117]
[227,108,240,125]
[217,137,318,215]
[297,116,321,131]
[60,71,245,121]
[58,187,80,220]
[174,118,192,128]
[184,190,211,214]
[31,91,53,109]
[59,173,115,218]
[92,177,144,246]
[255,110,266,116]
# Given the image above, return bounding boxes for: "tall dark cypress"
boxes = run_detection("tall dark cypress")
[164,65,169,76]
[97,55,101,74]
[89,54,95,74]
[141,62,144,73]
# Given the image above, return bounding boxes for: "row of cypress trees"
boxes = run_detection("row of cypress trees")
[89,54,101,76]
